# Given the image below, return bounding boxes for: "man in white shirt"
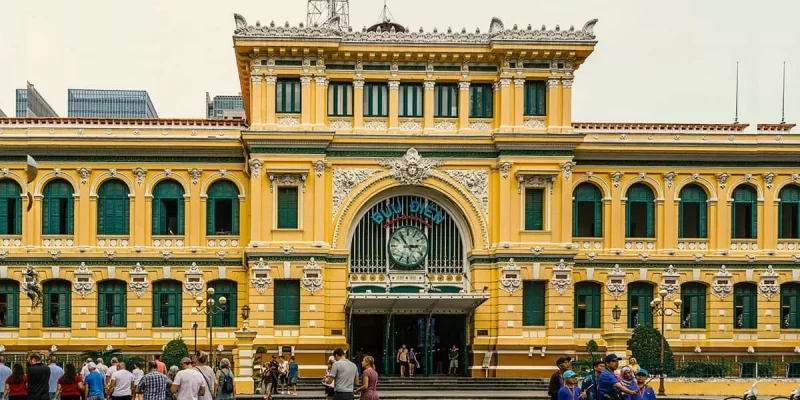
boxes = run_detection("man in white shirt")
[0,356,11,395]
[80,358,93,377]
[171,357,206,400]
[106,357,119,384]
[108,361,134,400]
[96,358,108,377]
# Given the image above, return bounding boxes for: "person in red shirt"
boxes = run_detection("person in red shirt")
[2,363,28,400]
[154,355,167,375]
[55,363,84,400]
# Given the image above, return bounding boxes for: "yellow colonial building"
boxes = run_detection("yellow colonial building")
[0,9,799,380]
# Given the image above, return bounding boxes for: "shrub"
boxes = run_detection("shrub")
[162,338,190,369]
[676,360,728,378]
[627,324,675,376]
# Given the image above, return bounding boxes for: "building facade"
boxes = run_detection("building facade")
[15,82,59,118]
[0,11,799,379]
[68,89,158,119]
[206,93,245,120]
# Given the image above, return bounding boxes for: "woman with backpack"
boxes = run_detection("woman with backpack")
[215,358,235,400]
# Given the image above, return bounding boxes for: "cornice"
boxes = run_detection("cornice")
[0,117,244,128]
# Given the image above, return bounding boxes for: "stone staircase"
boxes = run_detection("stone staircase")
[293,376,549,391]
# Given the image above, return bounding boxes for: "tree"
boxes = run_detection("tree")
[627,324,675,376]
[162,338,190,369]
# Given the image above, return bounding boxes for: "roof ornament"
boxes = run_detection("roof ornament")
[582,19,598,38]
[234,14,247,30]
[489,17,504,33]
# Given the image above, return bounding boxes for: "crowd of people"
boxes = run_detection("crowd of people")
[0,352,236,400]
[548,354,656,400]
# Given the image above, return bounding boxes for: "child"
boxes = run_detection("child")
[632,369,656,400]
[288,356,299,396]
[557,370,583,400]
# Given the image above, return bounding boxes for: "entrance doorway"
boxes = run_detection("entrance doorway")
[351,314,467,376]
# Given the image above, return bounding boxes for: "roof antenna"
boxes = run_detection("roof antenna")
[733,62,740,124]
[781,61,787,124]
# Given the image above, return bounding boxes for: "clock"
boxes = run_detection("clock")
[388,225,428,269]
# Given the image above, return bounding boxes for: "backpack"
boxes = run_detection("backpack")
[220,370,234,394]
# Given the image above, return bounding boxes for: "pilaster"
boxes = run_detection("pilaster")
[314,76,328,130]
[513,78,525,131]
[499,78,513,130]
[656,199,666,251]
[313,161,326,244]
[249,75,263,128]
[560,78,573,133]
[545,79,561,133]
[248,160,263,244]
[264,75,277,128]
[388,80,400,133]
[300,76,313,128]
[353,79,365,131]
[77,180,89,246]
[458,81,470,132]
[423,80,435,133]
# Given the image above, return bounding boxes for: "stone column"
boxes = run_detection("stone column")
[353,79,365,131]
[264,75,277,128]
[423,80,435,133]
[314,77,328,130]
[458,81,470,132]
[499,78,512,130]
[233,329,257,395]
[300,76,313,128]
[545,78,561,133]
[249,75,263,128]
[388,80,400,133]
[248,160,263,244]
[561,78,574,133]
[513,78,525,131]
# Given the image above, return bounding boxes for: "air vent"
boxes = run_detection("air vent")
[476,329,489,336]
[524,62,551,69]
[331,329,343,336]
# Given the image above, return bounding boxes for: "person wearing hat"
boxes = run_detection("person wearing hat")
[83,362,106,400]
[632,369,656,400]
[597,354,637,400]
[548,357,572,400]
[581,360,605,400]
[557,370,584,400]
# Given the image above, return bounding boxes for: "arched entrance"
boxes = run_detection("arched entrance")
[345,191,487,377]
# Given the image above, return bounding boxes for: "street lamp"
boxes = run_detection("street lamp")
[196,287,227,368]
[650,288,682,396]
[192,322,199,356]
[241,304,251,331]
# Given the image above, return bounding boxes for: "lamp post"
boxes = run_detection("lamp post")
[196,287,227,368]
[192,322,199,357]
[241,304,251,331]
[650,289,682,396]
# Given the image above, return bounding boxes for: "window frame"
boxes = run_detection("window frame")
[42,179,74,236]
[524,188,544,231]
[678,184,708,239]
[363,82,389,117]
[398,83,423,118]
[733,283,757,329]
[625,183,655,238]
[207,280,237,328]
[522,281,546,326]
[681,283,707,329]
[97,280,127,328]
[0,179,22,235]
[152,280,182,328]
[276,186,300,229]
[628,282,654,328]
[0,279,19,328]
[731,185,758,239]
[43,279,72,328]
[523,80,547,116]
[274,280,301,326]
[573,183,603,238]
[327,82,354,117]
[468,83,494,118]
[206,180,240,236]
[782,283,800,330]
[434,83,459,118]
[574,282,601,329]
[779,185,800,239]
[97,179,130,236]
[152,180,185,235]
[276,78,302,114]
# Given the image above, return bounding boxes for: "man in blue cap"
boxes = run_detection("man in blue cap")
[597,354,637,400]
[557,370,583,400]
[633,369,656,400]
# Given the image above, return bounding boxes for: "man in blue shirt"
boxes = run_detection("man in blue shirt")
[84,362,107,400]
[581,360,605,400]
[632,369,656,400]
[0,356,11,395]
[597,354,637,400]
[47,356,64,400]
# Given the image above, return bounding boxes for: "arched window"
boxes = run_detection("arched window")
[208,280,237,328]
[732,185,757,239]
[153,280,182,327]
[0,279,19,327]
[782,283,800,330]
[98,180,130,235]
[779,185,800,239]
[152,180,184,235]
[42,179,74,235]
[98,280,127,327]
[628,282,654,328]
[679,184,708,238]
[681,283,706,329]
[0,179,22,235]
[733,283,757,329]
[207,180,240,236]
[43,279,71,328]
[626,184,655,238]
[573,183,603,237]
[574,282,601,328]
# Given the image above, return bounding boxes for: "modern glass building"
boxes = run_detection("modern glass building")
[206,92,244,119]
[16,82,59,118]
[67,89,158,119]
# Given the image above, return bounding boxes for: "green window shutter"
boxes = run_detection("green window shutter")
[42,196,51,235]
[152,199,163,235]
[0,199,7,235]
[8,286,18,327]
[98,289,107,327]
[646,199,655,238]
[65,198,74,235]
[232,198,240,235]
[730,200,737,239]
[177,198,185,235]
[625,200,631,237]
[277,187,299,229]
[678,201,684,238]
[699,201,708,238]
[275,280,300,325]
[13,197,21,235]
[593,199,603,237]
[152,290,161,327]
[287,281,300,325]
[274,282,285,324]
[779,203,784,239]
[522,281,545,326]
[117,196,129,235]
[572,198,579,236]
[206,199,215,236]
[750,200,758,239]
[43,291,51,326]
[524,189,543,230]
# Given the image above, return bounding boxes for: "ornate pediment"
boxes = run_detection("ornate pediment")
[500,258,522,294]
[759,265,779,299]
[250,258,273,294]
[606,264,626,298]
[183,263,205,297]
[550,259,572,295]
[377,148,443,185]
[301,258,323,294]
[128,263,150,297]
[660,264,680,299]
[712,265,733,299]
[73,262,95,297]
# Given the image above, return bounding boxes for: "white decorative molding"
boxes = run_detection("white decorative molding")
[364,119,388,130]
[313,160,325,178]
[500,258,522,294]
[48,250,61,260]
[442,169,489,214]
[188,168,202,185]
[498,162,512,180]
[377,148,444,186]
[332,168,381,218]
[523,117,545,129]
[329,118,353,130]
[352,79,365,89]
[77,168,91,185]
[605,264,626,298]
[546,78,560,89]
[128,263,150,297]
[183,263,205,297]
[469,121,493,131]
[638,253,650,262]
[301,258,323,294]
[73,262,95,297]
[561,79,574,89]
[434,119,457,132]
[277,115,301,127]
[269,173,307,193]
[610,171,624,187]
[0,250,7,259]
[759,265,779,299]
[717,172,730,189]
[250,258,273,294]
[763,172,776,189]
[399,119,423,131]
[249,159,262,179]
[280,245,294,255]
[561,162,575,181]
[712,265,733,299]
[531,246,543,256]
[660,265,680,299]
[663,172,677,189]
[459,81,471,90]
[550,259,572,295]
[133,168,146,186]
[517,174,556,194]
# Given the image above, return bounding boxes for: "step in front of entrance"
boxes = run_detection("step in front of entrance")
[240,392,729,400]
[292,377,548,391]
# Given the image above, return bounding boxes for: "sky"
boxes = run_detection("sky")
[0,0,798,125]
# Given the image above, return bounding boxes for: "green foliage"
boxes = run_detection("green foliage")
[572,340,601,376]
[255,346,268,366]
[586,340,599,362]
[676,360,729,377]
[162,338,190,369]
[627,324,675,376]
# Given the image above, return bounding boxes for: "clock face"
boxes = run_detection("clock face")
[388,226,428,269]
